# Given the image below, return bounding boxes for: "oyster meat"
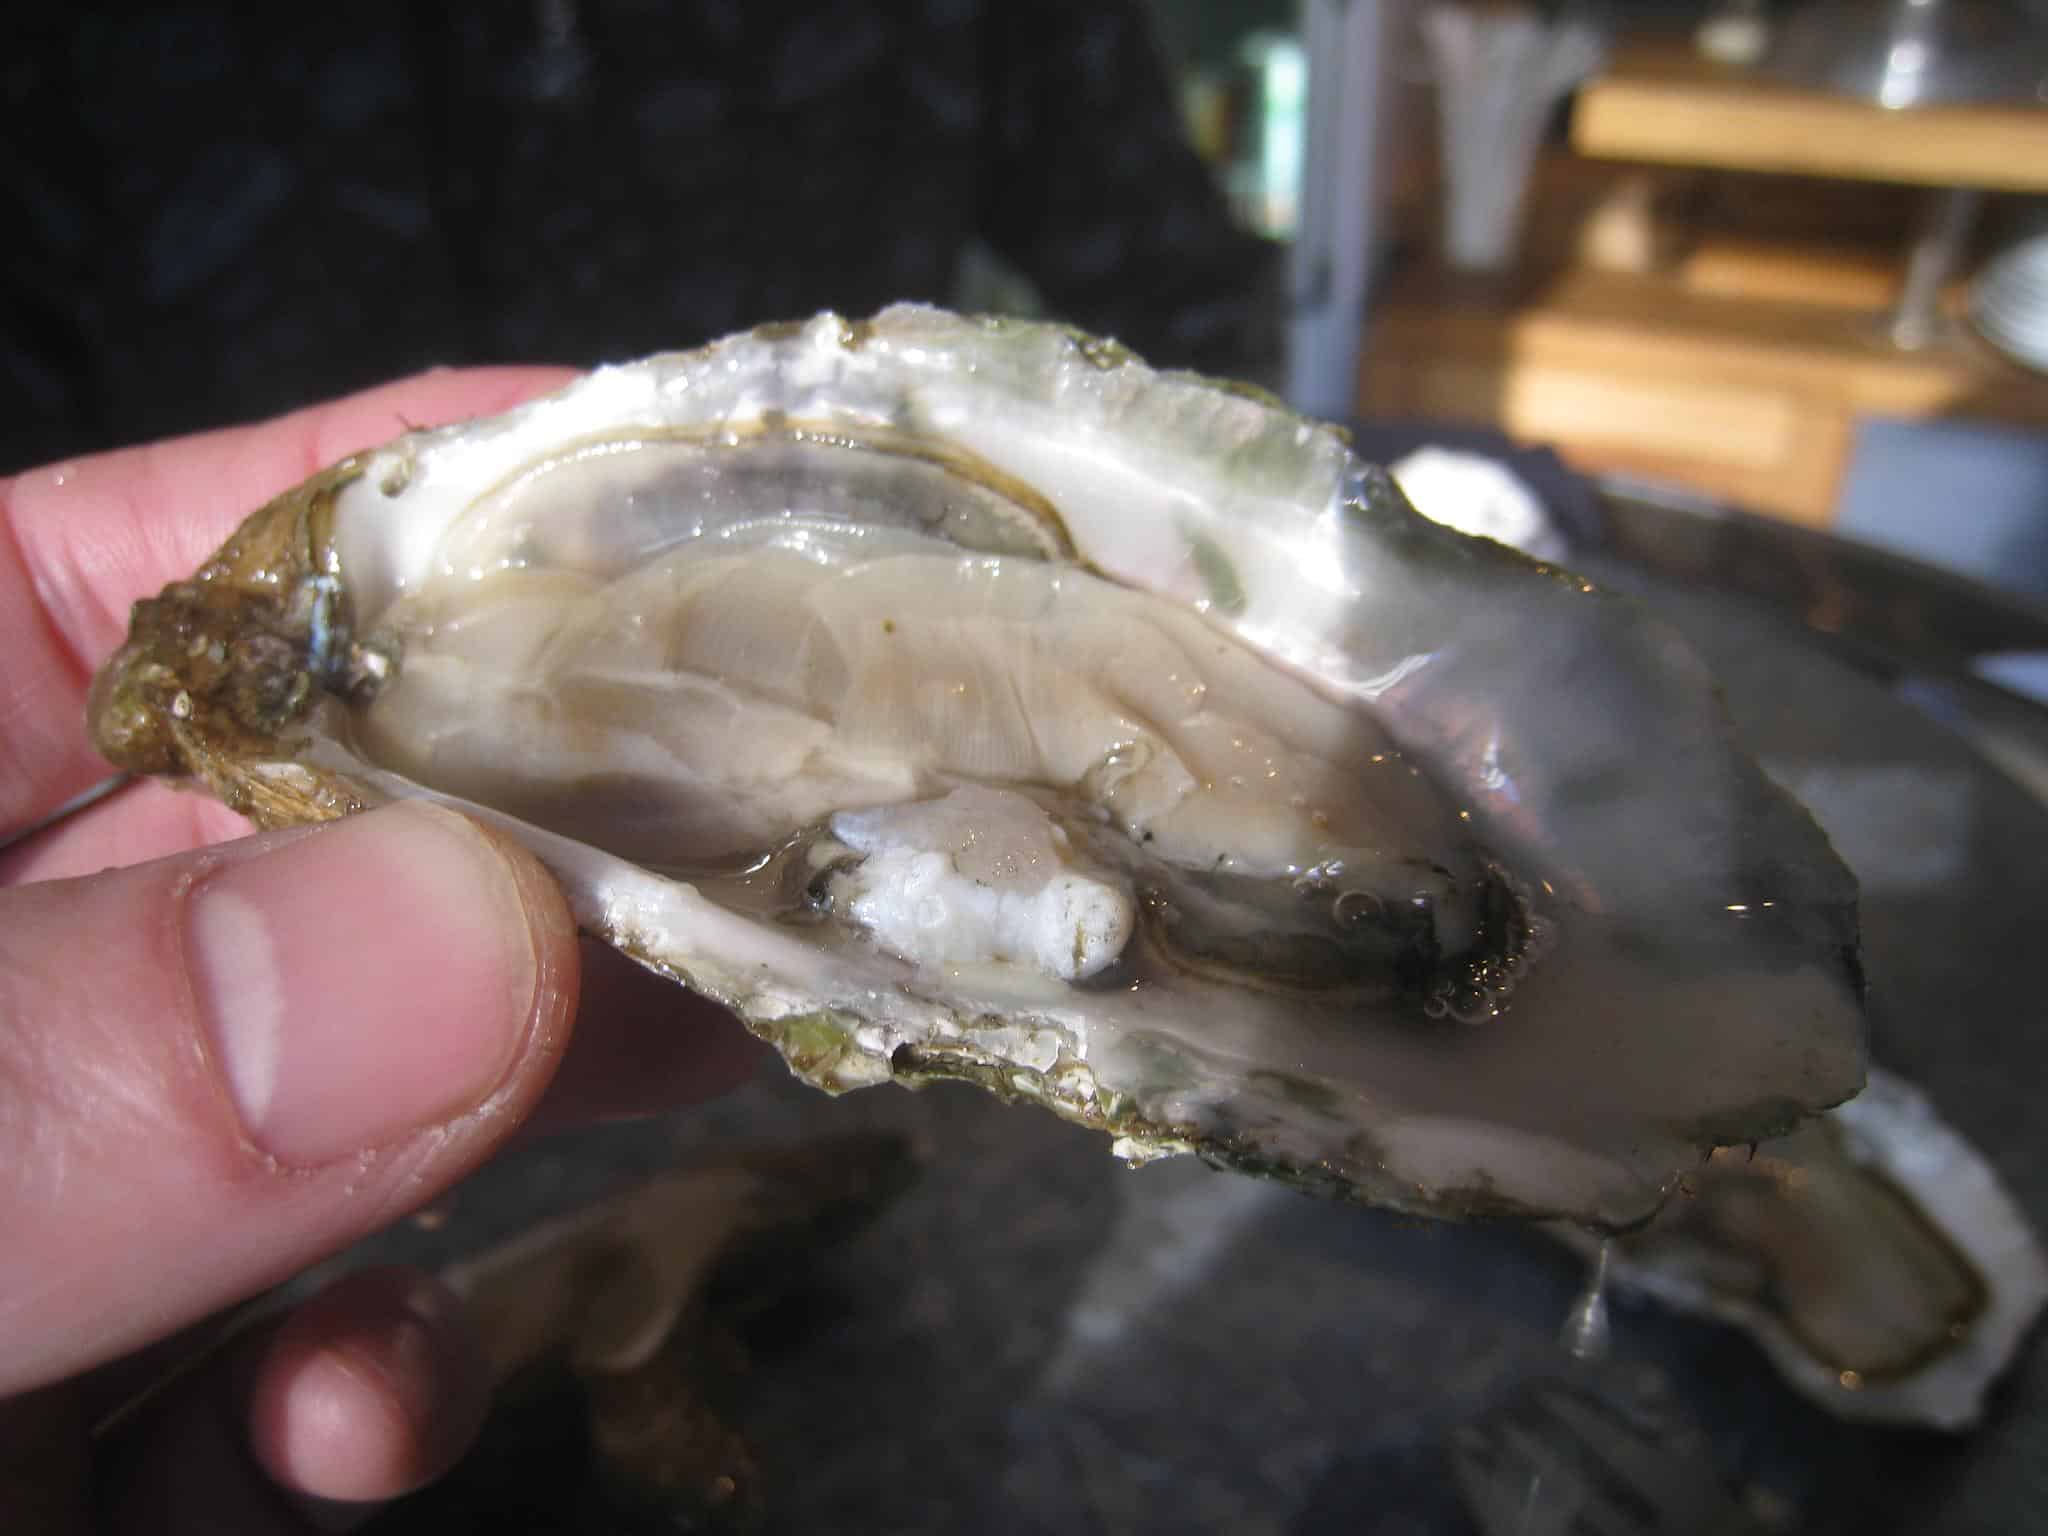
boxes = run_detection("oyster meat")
[90,308,1865,1228]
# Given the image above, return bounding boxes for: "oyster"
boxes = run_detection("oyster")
[89,307,1865,1228]
[1558,1067,2048,1429]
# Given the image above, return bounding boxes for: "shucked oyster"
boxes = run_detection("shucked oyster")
[90,307,1865,1228]
[1557,1067,2048,1428]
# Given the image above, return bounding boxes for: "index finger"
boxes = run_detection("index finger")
[0,367,578,837]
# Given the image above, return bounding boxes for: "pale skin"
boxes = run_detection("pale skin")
[0,370,764,1531]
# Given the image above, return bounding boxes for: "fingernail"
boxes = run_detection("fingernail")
[187,803,538,1166]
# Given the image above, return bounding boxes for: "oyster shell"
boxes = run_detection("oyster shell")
[1558,1067,2048,1429]
[89,307,1865,1228]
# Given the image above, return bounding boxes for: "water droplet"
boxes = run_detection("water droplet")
[1560,1240,1613,1361]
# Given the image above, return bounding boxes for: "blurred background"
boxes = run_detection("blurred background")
[6,1,2048,605]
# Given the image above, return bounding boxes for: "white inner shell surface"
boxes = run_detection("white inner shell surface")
[311,309,1864,1225]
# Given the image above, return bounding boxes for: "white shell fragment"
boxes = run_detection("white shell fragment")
[90,307,1867,1228]
[829,788,1137,983]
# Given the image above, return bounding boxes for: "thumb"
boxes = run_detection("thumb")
[0,801,579,1395]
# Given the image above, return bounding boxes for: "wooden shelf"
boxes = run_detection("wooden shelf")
[1376,57,2048,526]
[1360,263,2048,526]
[1572,42,2048,190]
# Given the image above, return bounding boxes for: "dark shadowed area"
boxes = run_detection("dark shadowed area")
[2,2,1277,473]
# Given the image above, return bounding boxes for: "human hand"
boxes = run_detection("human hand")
[0,371,766,1530]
